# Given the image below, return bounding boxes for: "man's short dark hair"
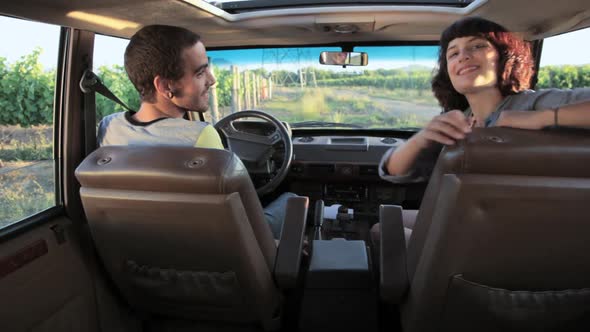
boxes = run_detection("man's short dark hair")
[124,25,201,102]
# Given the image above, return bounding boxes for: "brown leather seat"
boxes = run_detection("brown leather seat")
[380,128,590,331]
[75,146,308,331]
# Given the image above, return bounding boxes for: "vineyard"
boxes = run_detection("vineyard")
[1,49,590,162]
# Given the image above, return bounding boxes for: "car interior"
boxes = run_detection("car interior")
[1,0,590,331]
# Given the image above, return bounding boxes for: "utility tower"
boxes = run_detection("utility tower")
[262,48,314,87]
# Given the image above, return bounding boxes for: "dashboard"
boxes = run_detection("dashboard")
[228,120,427,224]
[288,134,426,223]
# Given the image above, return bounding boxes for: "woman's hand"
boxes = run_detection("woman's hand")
[495,110,553,129]
[385,110,471,176]
[414,110,472,147]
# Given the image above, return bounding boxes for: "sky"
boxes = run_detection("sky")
[1,15,590,71]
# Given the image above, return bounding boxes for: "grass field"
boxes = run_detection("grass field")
[0,160,55,227]
[254,86,440,128]
[205,86,441,128]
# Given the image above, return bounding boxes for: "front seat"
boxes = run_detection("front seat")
[380,128,590,331]
[75,146,308,331]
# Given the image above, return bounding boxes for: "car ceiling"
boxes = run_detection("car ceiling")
[1,0,589,47]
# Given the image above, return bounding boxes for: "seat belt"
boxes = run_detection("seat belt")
[79,69,135,155]
[80,69,134,112]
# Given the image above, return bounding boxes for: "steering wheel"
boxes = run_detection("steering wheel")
[214,110,293,196]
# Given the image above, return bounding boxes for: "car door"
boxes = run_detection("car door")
[0,15,102,332]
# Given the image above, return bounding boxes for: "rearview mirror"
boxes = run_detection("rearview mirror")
[319,51,368,66]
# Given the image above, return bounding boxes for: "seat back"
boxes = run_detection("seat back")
[75,146,281,330]
[403,128,590,331]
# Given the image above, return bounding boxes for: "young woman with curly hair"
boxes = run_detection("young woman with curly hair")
[371,17,590,247]
[381,16,590,183]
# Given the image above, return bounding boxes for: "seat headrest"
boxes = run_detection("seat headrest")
[440,128,590,177]
[75,145,248,194]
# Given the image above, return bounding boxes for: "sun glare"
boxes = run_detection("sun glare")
[66,11,140,30]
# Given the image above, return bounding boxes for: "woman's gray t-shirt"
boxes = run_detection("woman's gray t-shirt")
[379,88,590,183]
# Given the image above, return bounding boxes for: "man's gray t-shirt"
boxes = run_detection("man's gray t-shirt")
[97,111,209,147]
[379,88,590,183]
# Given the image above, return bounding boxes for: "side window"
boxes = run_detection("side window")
[0,16,60,228]
[538,27,590,89]
[94,34,139,122]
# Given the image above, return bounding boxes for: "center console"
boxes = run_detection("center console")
[299,239,378,331]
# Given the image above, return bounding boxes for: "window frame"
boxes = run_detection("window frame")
[0,19,69,240]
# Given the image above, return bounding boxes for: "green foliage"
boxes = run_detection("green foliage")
[213,66,232,107]
[326,94,374,114]
[316,70,432,90]
[96,65,140,119]
[0,51,141,126]
[537,65,590,89]
[0,48,55,126]
[300,89,327,120]
[368,88,437,106]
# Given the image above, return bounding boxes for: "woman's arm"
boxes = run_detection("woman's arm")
[386,110,471,176]
[557,100,590,128]
[496,100,590,129]
[385,135,429,176]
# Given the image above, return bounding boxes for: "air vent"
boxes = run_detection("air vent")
[359,165,378,176]
[308,164,335,175]
[380,137,397,144]
[298,136,314,143]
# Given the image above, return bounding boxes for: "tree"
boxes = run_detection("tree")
[95,65,140,119]
[0,48,54,126]
[212,66,231,108]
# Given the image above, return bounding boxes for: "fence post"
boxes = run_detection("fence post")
[231,65,240,113]
[253,73,259,108]
[250,72,257,109]
[244,70,251,110]
[208,59,219,122]
[299,68,305,88]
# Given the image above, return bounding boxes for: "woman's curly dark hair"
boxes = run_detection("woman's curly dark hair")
[431,17,535,112]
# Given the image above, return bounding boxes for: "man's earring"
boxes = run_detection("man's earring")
[167,91,174,99]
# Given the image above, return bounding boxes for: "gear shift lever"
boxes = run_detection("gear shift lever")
[314,200,325,240]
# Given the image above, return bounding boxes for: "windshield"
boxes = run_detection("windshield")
[207,45,441,129]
